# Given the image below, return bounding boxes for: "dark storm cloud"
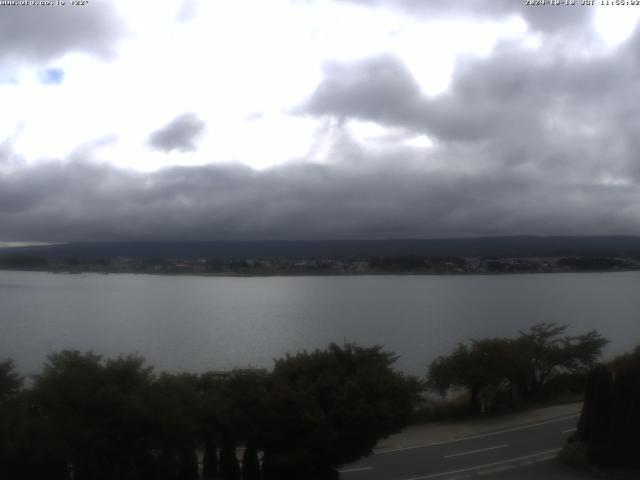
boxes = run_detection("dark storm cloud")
[147,113,207,153]
[4,28,640,241]
[303,55,425,130]
[2,3,640,242]
[336,0,595,33]
[303,52,548,141]
[0,2,126,67]
[302,29,640,175]
[302,54,494,140]
[280,24,640,240]
[1,128,640,242]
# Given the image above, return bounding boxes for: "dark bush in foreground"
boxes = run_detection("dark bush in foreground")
[0,344,420,480]
[571,346,640,468]
[261,344,421,479]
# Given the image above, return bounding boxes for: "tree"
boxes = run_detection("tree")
[514,323,608,397]
[261,343,420,479]
[0,359,26,479]
[197,372,223,480]
[607,346,640,466]
[219,433,241,480]
[196,371,269,480]
[147,373,201,480]
[31,351,156,480]
[0,359,22,402]
[201,431,219,480]
[428,324,609,413]
[577,365,611,446]
[428,339,517,414]
[242,443,261,480]
[219,374,268,480]
[574,346,640,467]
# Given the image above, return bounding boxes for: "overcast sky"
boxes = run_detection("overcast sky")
[1,0,640,243]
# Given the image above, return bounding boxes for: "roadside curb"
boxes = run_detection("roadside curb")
[376,403,583,452]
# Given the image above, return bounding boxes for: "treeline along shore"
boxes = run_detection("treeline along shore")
[3,253,640,276]
[2,323,638,479]
[4,236,640,276]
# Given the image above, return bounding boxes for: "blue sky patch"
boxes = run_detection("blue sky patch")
[0,73,18,85]
[40,68,65,85]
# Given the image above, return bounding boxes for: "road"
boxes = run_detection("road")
[339,413,580,480]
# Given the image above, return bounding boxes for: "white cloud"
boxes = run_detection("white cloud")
[3,0,640,241]
[594,2,640,45]
[0,0,536,171]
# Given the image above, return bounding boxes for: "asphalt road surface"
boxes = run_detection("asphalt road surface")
[339,413,580,480]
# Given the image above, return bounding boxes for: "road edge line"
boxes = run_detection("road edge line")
[375,414,579,454]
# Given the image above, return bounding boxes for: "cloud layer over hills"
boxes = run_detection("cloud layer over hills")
[1,0,640,241]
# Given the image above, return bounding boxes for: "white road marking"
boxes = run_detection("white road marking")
[534,454,558,463]
[444,444,508,459]
[376,414,579,455]
[400,448,561,480]
[338,466,372,473]
[477,465,514,475]
[562,427,577,434]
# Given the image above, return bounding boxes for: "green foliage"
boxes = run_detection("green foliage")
[0,343,420,479]
[514,323,569,393]
[147,373,200,447]
[577,365,612,446]
[201,434,218,479]
[556,256,632,271]
[0,360,27,479]
[428,339,517,414]
[242,444,261,480]
[427,323,608,414]
[514,323,607,396]
[219,434,241,480]
[262,343,421,477]
[0,359,22,402]
[0,255,48,269]
[32,351,156,480]
[575,346,640,467]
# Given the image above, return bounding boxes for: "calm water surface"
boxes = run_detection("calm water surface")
[1,270,639,375]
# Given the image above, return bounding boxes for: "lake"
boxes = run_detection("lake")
[1,270,639,376]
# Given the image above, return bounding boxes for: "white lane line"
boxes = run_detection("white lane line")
[478,465,514,475]
[444,444,508,459]
[376,414,579,455]
[399,448,561,480]
[534,454,558,463]
[338,466,372,473]
[562,427,577,434]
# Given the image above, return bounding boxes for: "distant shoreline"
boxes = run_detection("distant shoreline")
[2,265,640,278]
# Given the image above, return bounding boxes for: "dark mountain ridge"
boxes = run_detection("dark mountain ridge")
[2,236,640,260]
